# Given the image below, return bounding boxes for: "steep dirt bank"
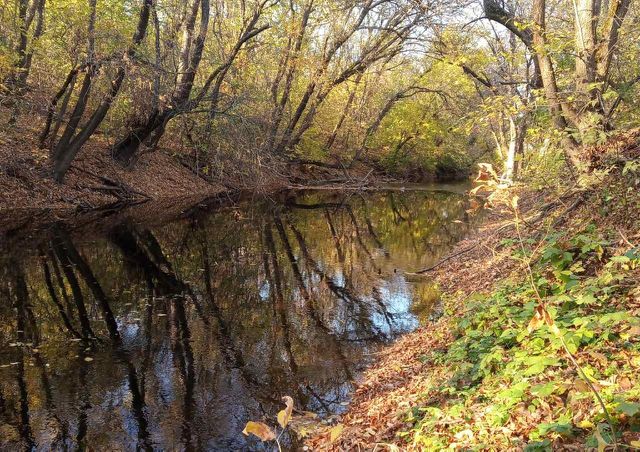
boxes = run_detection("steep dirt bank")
[0,126,229,210]
[0,122,391,211]
[306,151,640,449]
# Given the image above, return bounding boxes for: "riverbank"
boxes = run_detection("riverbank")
[0,117,232,210]
[306,140,640,449]
[0,117,466,211]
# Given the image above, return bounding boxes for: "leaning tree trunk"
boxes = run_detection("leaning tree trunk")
[113,0,269,166]
[51,0,153,182]
[531,0,581,168]
[39,67,79,147]
[112,0,209,165]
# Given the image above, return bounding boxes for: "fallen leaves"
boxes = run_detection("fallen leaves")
[243,396,296,445]
[329,424,344,443]
[277,396,294,429]
[242,421,275,441]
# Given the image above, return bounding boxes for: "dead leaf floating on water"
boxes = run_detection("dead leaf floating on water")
[242,421,276,441]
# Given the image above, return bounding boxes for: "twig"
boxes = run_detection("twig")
[411,244,479,274]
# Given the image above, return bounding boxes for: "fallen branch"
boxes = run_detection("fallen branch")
[409,244,479,274]
[70,164,151,201]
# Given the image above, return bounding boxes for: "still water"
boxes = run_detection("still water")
[0,187,473,450]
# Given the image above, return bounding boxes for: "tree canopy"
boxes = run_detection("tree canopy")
[0,0,638,183]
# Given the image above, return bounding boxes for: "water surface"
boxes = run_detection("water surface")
[0,187,472,450]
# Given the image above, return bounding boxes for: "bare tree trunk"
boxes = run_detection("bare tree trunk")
[352,88,407,165]
[325,72,363,151]
[51,0,153,182]
[151,4,161,112]
[49,74,78,151]
[573,0,597,94]
[266,1,314,152]
[531,0,582,167]
[16,0,46,87]
[113,0,270,165]
[112,0,208,165]
[4,0,28,93]
[5,0,46,123]
[503,116,518,182]
[595,0,632,83]
[39,67,78,147]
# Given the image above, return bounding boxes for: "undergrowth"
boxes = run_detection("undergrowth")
[402,220,640,450]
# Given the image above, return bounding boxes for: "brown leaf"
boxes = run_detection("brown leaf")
[277,396,294,429]
[242,421,276,441]
[528,305,545,333]
[574,379,590,393]
[618,376,632,390]
[627,326,640,336]
[475,163,499,182]
[528,304,559,335]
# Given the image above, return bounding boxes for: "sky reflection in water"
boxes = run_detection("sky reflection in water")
[0,188,473,450]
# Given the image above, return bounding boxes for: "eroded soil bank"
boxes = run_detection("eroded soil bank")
[0,119,464,212]
[0,124,229,210]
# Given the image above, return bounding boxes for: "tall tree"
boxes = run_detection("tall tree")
[50,0,154,182]
[483,0,634,153]
[112,0,272,165]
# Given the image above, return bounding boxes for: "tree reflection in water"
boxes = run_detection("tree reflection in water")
[0,189,472,450]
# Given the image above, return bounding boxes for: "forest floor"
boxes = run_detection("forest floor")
[0,115,394,212]
[0,116,229,210]
[305,133,640,450]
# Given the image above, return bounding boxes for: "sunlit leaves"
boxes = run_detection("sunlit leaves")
[277,396,294,429]
[242,396,295,445]
[329,423,344,443]
[528,304,559,336]
[242,421,276,441]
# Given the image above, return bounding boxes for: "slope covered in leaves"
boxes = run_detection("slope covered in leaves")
[306,157,640,450]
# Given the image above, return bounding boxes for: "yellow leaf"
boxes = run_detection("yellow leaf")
[511,195,519,210]
[577,419,594,429]
[330,424,344,443]
[242,421,276,441]
[630,440,640,447]
[277,396,294,429]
